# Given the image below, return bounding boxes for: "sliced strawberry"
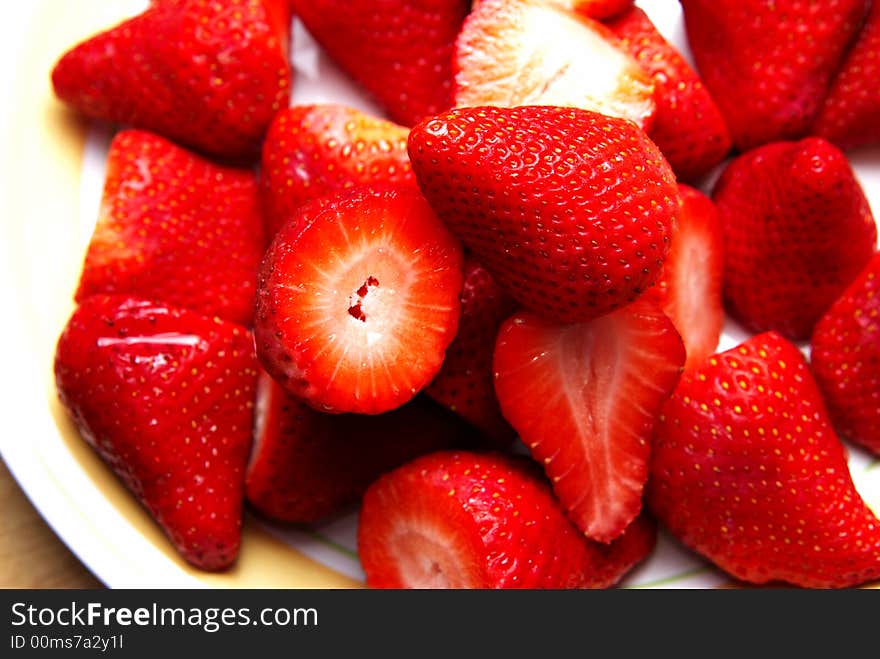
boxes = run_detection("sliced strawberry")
[813,1,880,150]
[811,253,880,456]
[408,106,680,324]
[246,374,470,523]
[453,0,655,129]
[51,0,292,160]
[260,104,414,238]
[358,450,657,588]
[648,184,724,370]
[75,130,265,326]
[649,332,880,588]
[54,295,259,571]
[425,257,518,446]
[255,185,464,414]
[493,300,685,542]
[291,0,469,127]
[606,6,731,182]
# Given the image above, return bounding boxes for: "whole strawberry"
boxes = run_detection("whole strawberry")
[408,106,680,323]
[292,0,469,127]
[680,0,870,151]
[52,0,292,159]
[713,137,876,340]
[358,450,657,588]
[425,257,518,446]
[811,253,880,455]
[260,105,414,237]
[649,332,880,588]
[76,130,265,326]
[54,295,259,571]
[813,1,880,150]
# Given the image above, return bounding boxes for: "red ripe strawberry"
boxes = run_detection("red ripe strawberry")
[493,300,685,542]
[680,0,869,151]
[648,184,724,370]
[408,106,680,323]
[51,0,291,160]
[358,450,657,588]
[291,0,469,127]
[245,374,470,523]
[54,295,259,571]
[425,257,518,446]
[75,130,265,326]
[454,0,655,129]
[478,0,633,20]
[813,2,880,150]
[811,253,880,455]
[255,185,463,415]
[260,105,414,238]
[606,6,731,182]
[649,332,880,588]
[713,137,876,340]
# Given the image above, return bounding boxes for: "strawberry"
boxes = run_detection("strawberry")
[254,185,464,415]
[246,374,470,524]
[74,130,265,326]
[51,0,291,160]
[493,300,685,542]
[291,0,469,127]
[260,104,414,238]
[454,0,655,129]
[680,0,869,151]
[408,106,680,324]
[54,295,259,571]
[811,253,880,456]
[648,184,724,370]
[474,0,634,20]
[813,2,880,150]
[357,450,657,588]
[648,332,880,588]
[425,257,518,446]
[606,6,731,182]
[712,137,876,340]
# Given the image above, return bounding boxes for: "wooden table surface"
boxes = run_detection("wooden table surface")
[0,457,102,588]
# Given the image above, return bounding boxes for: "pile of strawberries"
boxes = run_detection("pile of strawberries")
[50,0,880,588]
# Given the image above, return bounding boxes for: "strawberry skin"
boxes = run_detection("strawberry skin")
[454,0,655,129]
[680,0,869,151]
[493,300,685,542]
[649,332,880,588]
[713,137,876,340]
[246,374,469,524]
[52,0,291,160]
[260,105,414,238]
[607,6,731,182]
[255,185,463,414]
[409,106,679,324]
[291,0,469,127]
[813,1,880,150]
[75,130,265,326]
[358,450,657,588]
[425,257,518,446]
[54,295,259,571]
[811,253,880,455]
[648,184,724,370]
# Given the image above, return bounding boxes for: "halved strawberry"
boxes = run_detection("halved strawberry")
[358,450,657,588]
[493,300,685,542]
[425,257,518,446]
[75,130,265,326]
[453,0,655,128]
[260,104,414,238]
[255,185,464,414]
[54,295,259,571]
[648,184,724,370]
[245,374,470,524]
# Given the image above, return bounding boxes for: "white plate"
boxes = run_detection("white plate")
[0,0,877,589]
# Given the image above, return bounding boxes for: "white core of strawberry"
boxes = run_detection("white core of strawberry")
[248,371,274,471]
